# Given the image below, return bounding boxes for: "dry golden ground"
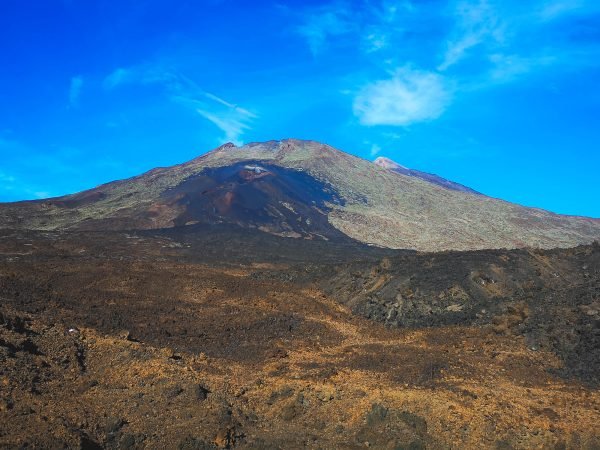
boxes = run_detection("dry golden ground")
[1,230,598,448]
[1,261,599,449]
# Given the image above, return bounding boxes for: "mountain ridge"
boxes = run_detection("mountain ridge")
[374,156,482,195]
[0,139,598,251]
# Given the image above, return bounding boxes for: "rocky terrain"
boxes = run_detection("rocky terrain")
[0,228,599,449]
[1,141,599,449]
[0,139,598,251]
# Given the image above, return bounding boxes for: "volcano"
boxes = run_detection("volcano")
[0,139,598,251]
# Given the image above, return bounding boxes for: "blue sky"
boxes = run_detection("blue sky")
[0,0,599,217]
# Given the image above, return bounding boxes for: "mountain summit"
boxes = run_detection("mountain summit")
[1,139,598,251]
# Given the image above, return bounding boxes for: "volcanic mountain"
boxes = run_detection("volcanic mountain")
[1,139,598,251]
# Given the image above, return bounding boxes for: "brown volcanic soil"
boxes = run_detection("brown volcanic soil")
[1,229,599,449]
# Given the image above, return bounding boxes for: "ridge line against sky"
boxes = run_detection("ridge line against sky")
[0,0,599,217]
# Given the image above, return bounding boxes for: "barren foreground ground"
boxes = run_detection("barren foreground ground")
[1,228,599,449]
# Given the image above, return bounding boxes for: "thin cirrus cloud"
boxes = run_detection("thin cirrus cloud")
[0,169,16,188]
[103,68,133,90]
[487,53,558,83]
[369,143,381,157]
[103,66,256,145]
[0,141,51,200]
[295,2,357,55]
[538,0,587,21]
[294,0,600,128]
[195,109,254,145]
[192,93,256,144]
[173,94,257,146]
[353,67,453,127]
[69,76,83,107]
[437,0,505,72]
[437,0,600,75]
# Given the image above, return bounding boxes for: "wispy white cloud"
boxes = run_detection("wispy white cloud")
[296,2,356,55]
[488,53,557,82]
[69,76,83,107]
[295,0,421,55]
[353,66,453,126]
[364,31,388,53]
[203,92,257,119]
[438,0,505,71]
[199,92,256,145]
[103,66,257,144]
[195,110,251,145]
[369,143,382,156]
[438,0,600,74]
[0,170,16,184]
[318,0,600,131]
[177,92,257,145]
[103,68,134,90]
[382,131,403,140]
[538,0,585,21]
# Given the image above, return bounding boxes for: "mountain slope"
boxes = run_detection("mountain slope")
[374,156,481,194]
[0,139,598,251]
